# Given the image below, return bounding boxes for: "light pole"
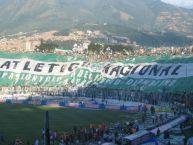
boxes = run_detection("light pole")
[44,111,50,145]
[185,63,188,112]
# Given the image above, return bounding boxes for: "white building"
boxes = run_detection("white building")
[86,30,93,36]
[25,40,41,52]
[72,41,90,53]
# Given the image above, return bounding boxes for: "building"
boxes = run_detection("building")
[72,41,91,53]
[24,40,41,52]
[55,48,73,54]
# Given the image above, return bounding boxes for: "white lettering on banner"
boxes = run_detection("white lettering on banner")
[120,79,177,88]
[2,72,8,78]
[8,73,14,80]
[77,70,84,77]
[32,75,38,82]
[126,79,134,86]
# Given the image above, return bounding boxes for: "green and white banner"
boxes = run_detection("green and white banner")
[0,52,192,92]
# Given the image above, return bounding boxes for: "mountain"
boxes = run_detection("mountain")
[0,0,193,46]
[161,0,193,9]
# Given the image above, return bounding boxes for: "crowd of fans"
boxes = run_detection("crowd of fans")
[6,121,140,145]
[56,44,193,62]
[70,46,193,62]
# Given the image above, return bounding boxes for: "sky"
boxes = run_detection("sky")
[161,0,193,9]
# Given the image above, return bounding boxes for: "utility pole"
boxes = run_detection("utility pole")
[44,111,50,145]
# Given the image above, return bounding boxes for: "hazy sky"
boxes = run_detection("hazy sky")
[161,0,193,8]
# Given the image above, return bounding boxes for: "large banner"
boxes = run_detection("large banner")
[0,52,192,92]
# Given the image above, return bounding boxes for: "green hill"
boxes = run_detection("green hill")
[0,0,193,34]
[0,0,193,46]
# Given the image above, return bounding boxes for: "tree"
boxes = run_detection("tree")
[88,43,134,54]
[35,41,59,53]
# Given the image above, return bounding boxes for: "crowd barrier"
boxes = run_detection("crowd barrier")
[2,99,139,112]
[57,101,138,111]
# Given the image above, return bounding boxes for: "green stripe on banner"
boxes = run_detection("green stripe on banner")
[0,52,192,92]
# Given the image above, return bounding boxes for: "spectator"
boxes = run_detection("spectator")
[34,138,39,145]
[0,134,4,143]
[157,128,160,137]
[150,106,155,115]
